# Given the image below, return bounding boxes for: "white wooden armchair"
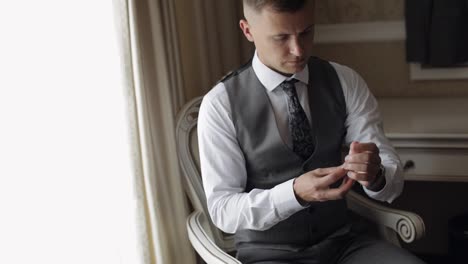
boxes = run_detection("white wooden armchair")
[176,97,425,264]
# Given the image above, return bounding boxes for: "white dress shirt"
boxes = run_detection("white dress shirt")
[198,52,403,234]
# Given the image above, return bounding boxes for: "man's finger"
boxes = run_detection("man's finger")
[345,162,379,175]
[351,142,379,154]
[346,170,369,182]
[310,166,340,177]
[349,141,359,154]
[344,152,381,164]
[343,163,378,174]
[350,142,379,154]
[323,177,355,200]
[340,176,355,188]
[318,167,347,186]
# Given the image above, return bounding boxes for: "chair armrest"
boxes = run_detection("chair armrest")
[346,190,425,245]
[187,211,241,264]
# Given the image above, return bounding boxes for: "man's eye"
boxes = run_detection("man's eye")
[273,35,288,41]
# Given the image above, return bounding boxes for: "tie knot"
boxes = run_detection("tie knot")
[282,78,298,88]
[282,79,298,95]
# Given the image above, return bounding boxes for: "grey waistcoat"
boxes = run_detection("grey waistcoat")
[223,57,350,248]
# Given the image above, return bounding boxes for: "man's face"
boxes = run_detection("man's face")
[240,2,315,76]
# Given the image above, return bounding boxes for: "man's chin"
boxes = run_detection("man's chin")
[283,62,306,74]
[270,62,307,76]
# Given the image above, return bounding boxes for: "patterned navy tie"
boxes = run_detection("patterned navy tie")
[282,79,315,160]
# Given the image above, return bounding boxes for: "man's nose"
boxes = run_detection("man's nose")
[289,38,304,57]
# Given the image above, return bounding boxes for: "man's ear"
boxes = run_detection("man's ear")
[239,19,254,42]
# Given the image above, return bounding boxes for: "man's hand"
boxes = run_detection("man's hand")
[293,166,355,204]
[343,141,385,191]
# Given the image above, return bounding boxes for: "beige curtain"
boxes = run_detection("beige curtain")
[174,0,254,100]
[113,0,253,262]
[113,0,196,263]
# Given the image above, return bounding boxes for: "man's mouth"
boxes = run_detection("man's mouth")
[287,59,305,65]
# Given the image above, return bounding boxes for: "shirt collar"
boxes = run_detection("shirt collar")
[252,51,309,92]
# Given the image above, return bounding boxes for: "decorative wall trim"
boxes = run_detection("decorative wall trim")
[315,21,405,44]
[387,133,468,149]
[409,63,468,81]
[387,133,468,182]
[315,21,468,81]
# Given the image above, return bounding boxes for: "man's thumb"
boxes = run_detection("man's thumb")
[349,141,360,154]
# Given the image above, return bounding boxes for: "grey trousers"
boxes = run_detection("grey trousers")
[236,225,426,264]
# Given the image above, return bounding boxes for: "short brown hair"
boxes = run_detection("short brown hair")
[243,0,307,13]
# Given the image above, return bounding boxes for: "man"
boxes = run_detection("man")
[198,0,425,263]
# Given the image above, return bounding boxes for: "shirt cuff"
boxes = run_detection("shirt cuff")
[271,178,306,219]
[363,164,396,202]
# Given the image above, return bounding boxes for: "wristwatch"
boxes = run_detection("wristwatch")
[367,164,386,191]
